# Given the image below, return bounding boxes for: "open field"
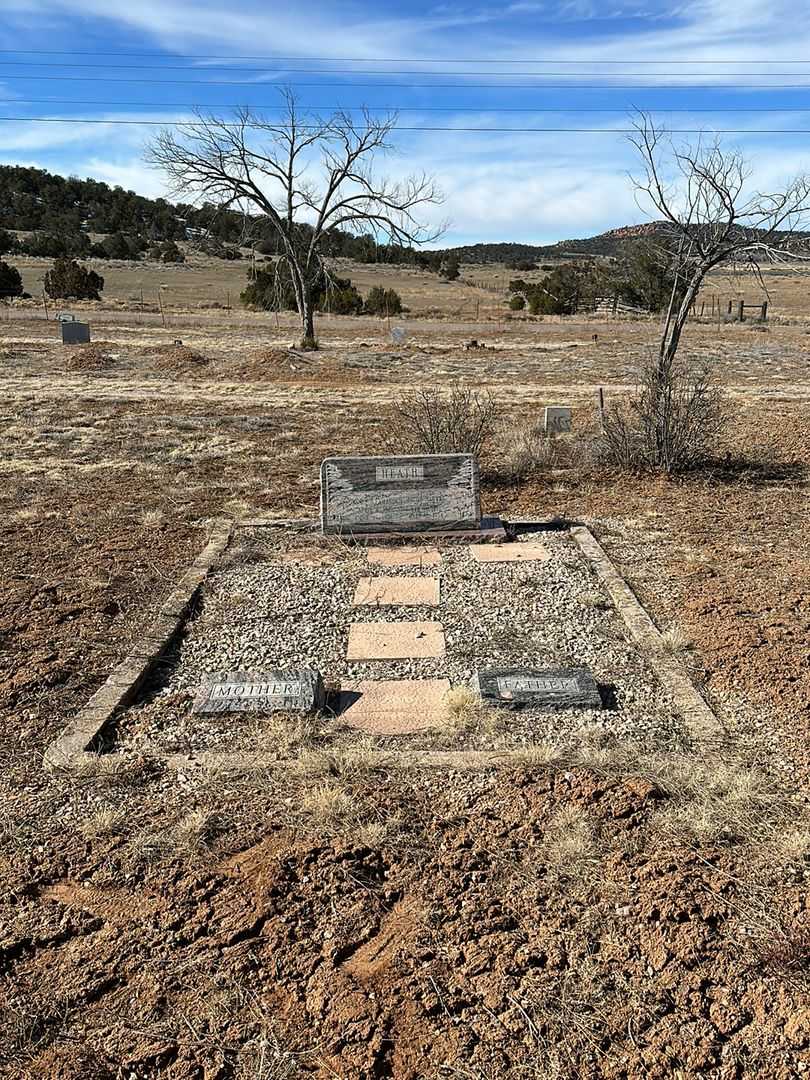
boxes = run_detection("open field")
[1,268,809,1078]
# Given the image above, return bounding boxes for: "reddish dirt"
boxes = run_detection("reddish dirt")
[1,768,807,1079]
[1,327,808,1077]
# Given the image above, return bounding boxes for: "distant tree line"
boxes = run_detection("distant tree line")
[242,263,403,317]
[508,241,687,315]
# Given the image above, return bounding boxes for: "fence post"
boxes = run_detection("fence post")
[727,299,733,315]
[737,299,745,322]
[597,387,606,434]
[761,300,768,321]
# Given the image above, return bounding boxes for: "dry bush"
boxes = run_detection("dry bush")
[599,356,726,473]
[387,387,498,455]
[498,420,554,481]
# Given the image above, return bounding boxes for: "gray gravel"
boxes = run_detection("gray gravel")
[116,527,689,755]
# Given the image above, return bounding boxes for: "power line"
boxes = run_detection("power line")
[12,98,810,113]
[5,61,810,76]
[2,115,810,133]
[0,49,809,64]
[3,75,810,89]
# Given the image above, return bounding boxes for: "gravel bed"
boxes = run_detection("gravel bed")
[117,527,688,755]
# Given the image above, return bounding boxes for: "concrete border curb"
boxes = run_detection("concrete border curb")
[43,519,233,771]
[570,524,724,745]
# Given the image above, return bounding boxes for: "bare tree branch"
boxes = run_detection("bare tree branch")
[146,90,445,347]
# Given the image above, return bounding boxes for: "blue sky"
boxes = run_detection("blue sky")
[3,0,810,246]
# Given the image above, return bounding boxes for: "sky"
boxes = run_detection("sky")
[3,0,810,246]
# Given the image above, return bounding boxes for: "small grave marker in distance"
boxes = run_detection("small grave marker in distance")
[192,669,325,714]
[321,453,480,535]
[472,667,602,710]
[544,406,572,435]
[61,321,91,345]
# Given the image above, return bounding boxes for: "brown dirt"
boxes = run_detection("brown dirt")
[1,303,809,1078]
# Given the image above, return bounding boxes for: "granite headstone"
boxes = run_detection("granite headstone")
[61,321,91,345]
[320,453,480,534]
[544,406,572,434]
[472,667,602,710]
[192,669,325,714]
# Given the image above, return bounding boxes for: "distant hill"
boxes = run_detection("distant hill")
[434,223,670,264]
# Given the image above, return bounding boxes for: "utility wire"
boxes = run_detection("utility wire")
[0,49,808,63]
[2,115,810,133]
[5,62,810,76]
[11,98,810,113]
[3,75,810,89]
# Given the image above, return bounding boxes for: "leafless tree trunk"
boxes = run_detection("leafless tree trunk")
[147,91,443,348]
[627,113,810,470]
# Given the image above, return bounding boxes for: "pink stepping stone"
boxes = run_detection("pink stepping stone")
[366,546,442,567]
[469,542,550,563]
[352,576,439,608]
[346,621,446,660]
[338,678,452,734]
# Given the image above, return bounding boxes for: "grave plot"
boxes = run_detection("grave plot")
[108,527,689,762]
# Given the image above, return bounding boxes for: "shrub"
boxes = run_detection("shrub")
[44,258,104,300]
[599,354,726,473]
[499,421,553,480]
[440,256,460,281]
[0,261,23,298]
[149,240,185,263]
[364,286,403,316]
[509,294,526,311]
[242,261,361,315]
[388,387,498,455]
[0,229,15,256]
[323,280,363,315]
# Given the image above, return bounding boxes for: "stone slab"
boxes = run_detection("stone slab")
[353,576,440,608]
[469,542,550,563]
[192,669,325,714]
[338,678,452,734]
[544,406,572,434]
[366,546,442,567]
[472,667,602,710]
[320,454,480,535]
[61,321,91,345]
[346,621,446,660]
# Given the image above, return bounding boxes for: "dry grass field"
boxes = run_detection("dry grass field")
[1,259,809,1079]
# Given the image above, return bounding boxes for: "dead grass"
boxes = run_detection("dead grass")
[660,625,693,653]
[542,804,599,879]
[79,806,127,839]
[173,808,221,854]
[299,781,357,827]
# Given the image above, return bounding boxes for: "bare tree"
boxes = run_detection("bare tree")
[613,114,810,471]
[147,91,443,347]
[630,112,810,371]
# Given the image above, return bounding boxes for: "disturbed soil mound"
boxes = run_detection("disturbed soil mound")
[143,343,209,373]
[63,343,117,371]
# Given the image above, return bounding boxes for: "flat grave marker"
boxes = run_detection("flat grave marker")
[544,406,572,434]
[61,321,91,345]
[346,621,446,660]
[366,546,442,567]
[321,453,480,535]
[338,677,451,734]
[469,542,549,564]
[192,669,325,714]
[473,667,602,710]
[353,576,440,607]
